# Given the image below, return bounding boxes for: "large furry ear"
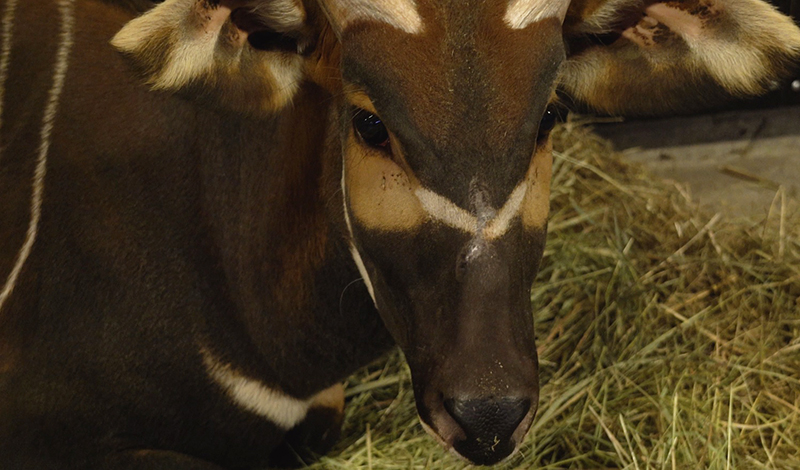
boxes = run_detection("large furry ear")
[560,0,800,116]
[111,0,311,114]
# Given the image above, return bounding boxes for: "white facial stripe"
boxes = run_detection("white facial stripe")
[504,0,570,29]
[415,188,478,234]
[349,243,376,303]
[342,166,377,304]
[414,181,531,239]
[322,0,423,35]
[202,350,311,429]
[483,182,527,239]
[0,0,74,314]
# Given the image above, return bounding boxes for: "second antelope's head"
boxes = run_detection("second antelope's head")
[115,0,800,464]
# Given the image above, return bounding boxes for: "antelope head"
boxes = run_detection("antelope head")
[113,0,800,464]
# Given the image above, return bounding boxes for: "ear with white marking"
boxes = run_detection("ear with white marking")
[560,0,800,115]
[112,0,311,114]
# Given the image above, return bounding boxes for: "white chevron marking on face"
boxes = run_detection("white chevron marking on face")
[504,0,570,29]
[414,181,530,239]
[415,188,478,234]
[483,183,528,239]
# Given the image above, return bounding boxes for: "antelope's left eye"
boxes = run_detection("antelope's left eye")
[353,109,390,149]
[538,104,559,139]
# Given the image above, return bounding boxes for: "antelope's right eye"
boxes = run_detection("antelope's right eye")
[353,109,390,149]
[538,105,558,139]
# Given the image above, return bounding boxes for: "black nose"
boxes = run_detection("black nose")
[444,397,530,465]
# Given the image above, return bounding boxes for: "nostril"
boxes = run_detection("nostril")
[443,397,530,465]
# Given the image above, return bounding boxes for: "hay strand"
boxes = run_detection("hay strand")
[306,122,800,469]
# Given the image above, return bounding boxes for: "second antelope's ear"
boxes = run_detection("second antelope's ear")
[112,0,313,114]
[560,0,800,116]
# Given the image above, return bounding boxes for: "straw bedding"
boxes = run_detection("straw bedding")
[306,121,800,470]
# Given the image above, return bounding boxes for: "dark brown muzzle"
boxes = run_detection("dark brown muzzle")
[348,171,548,465]
[445,397,531,464]
[407,238,540,465]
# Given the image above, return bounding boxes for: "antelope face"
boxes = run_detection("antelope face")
[326,0,567,464]
[112,0,800,463]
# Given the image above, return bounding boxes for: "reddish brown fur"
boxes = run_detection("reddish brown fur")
[2,0,800,468]
[340,1,561,153]
[270,91,330,312]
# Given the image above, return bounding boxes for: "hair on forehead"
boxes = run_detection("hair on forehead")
[504,0,570,29]
[318,0,423,35]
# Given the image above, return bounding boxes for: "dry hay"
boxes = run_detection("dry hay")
[306,121,800,469]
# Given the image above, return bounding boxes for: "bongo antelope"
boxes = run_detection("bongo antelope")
[1,0,798,467]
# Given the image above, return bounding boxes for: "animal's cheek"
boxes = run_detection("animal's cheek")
[521,143,553,232]
[344,146,426,232]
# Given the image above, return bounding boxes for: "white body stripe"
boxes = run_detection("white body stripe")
[202,350,311,430]
[504,0,570,29]
[0,0,18,139]
[0,0,75,314]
